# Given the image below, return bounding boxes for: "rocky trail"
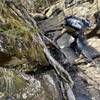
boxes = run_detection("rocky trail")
[36,0,100,99]
[0,0,100,100]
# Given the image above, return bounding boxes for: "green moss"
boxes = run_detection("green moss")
[0,69,27,93]
[13,73,27,89]
[0,26,29,36]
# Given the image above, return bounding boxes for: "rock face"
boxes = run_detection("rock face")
[0,1,73,100]
[0,0,49,70]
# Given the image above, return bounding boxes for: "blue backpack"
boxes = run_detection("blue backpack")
[64,16,91,31]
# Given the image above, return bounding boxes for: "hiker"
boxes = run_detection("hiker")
[55,15,93,63]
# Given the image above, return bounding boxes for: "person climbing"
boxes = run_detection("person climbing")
[54,15,94,63]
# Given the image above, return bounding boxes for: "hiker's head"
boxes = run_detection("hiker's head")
[82,18,91,27]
